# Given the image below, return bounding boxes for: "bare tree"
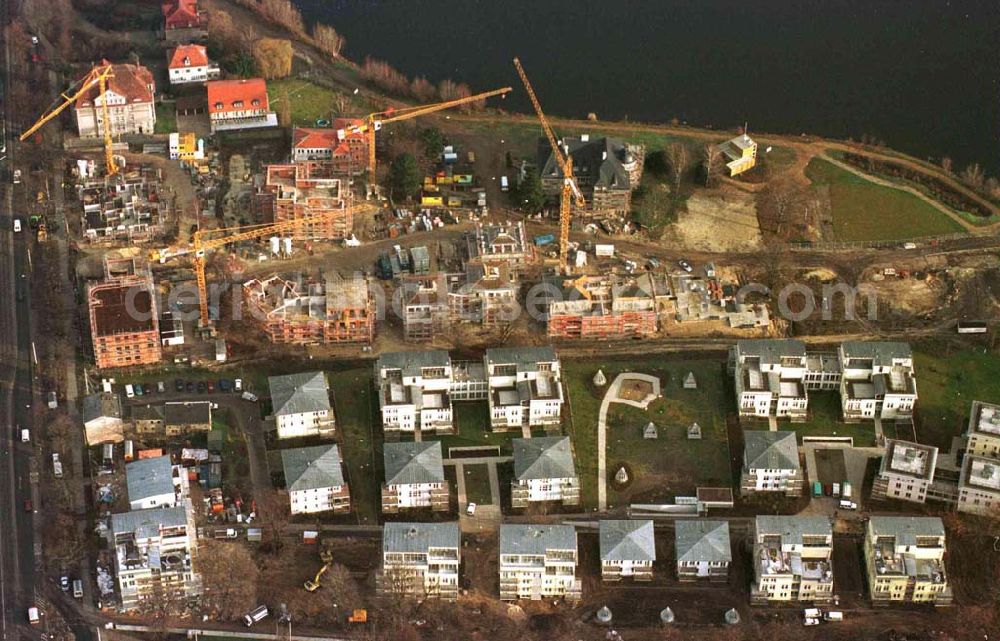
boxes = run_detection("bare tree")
[255,489,290,553]
[331,92,350,117]
[703,143,722,187]
[940,156,953,173]
[665,142,689,191]
[312,23,345,57]
[961,163,986,190]
[197,541,260,620]
[409,76,436,102]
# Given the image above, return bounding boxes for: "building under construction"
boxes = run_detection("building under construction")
[465,221,534,275]
[77,164,170,244]
[242,272,375,345]
[254,164,350,240]
[87,257,163,369]
[545,273,671,340]
[537,135,644,216]
[400,265,518,342]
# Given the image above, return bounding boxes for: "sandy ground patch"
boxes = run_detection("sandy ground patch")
[865,275,946,314]
[673,191,762,252]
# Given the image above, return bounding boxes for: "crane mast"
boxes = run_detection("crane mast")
[513,57,583,274]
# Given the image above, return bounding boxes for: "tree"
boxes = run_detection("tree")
[517,168,545,212]
[389,153,421,200]
[702,143,723,187]
[409,76,436,102]
[940,156,953,173]
[644,150,668,176]
[665,142,689,190]
[312,23,345,58]
[437,79,461,102]
[419,127,444,161]
[197,541,260,620]
[961,163,986,190]
[255,489,290,553]
[758,177,805,236]
[253,38,293,80]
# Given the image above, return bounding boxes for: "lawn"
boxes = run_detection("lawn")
[154,102,176,134]
[784,391,877,447]
[266,78,368,127]
[461,464,493,505]
[433,402,516,456]
[805,157,964,241]
[563,356,733,510]
[914,345,1000,450]
[327,368,381,524]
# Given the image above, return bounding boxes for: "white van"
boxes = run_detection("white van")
[21,429,30,443]
[72,579,83,599]
[824,611,844,622]
[27,607,40,624]
[125,384,135,399]
[244,605,269,627]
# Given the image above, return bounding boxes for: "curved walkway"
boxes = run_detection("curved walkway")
[596,373,661,511]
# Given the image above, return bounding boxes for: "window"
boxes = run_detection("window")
[251,98,261,107]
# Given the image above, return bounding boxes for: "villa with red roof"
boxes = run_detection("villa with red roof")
[73,62,157,138]
[206,78,277,133]
[162,0,207,42]
[292,119,368,176]
[167,44,219,85]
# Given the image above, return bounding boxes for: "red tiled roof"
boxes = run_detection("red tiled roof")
[292,128,338,150]
[168,44,208,70]
[162,0,200,28]
[207,78,269,115]
[75,62,155,109]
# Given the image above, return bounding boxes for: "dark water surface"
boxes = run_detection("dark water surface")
[296,0,1000,171]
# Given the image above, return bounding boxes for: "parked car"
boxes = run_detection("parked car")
[13,217,22,232]
[142,384,152,396]
[466,502,477,516]
[218,379,231,392]
[125,384,135,399]
[186,381,195,393]
[678,259,693,273]
[234,378,243,392]
[157,381,165,393]
[59,576,70,592]
[134,384,143,397]
[24,498,32,513]
[241,391,258,403]
[207,380,215,393]
[839,499,858,510]
[72,580,83,599]
[197,381,207,394]
[175,379,185,393]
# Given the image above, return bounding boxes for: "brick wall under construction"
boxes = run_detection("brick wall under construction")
[547,309,657,340]
[88,278,163,369]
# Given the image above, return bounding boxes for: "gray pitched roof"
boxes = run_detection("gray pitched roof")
[737,339,807,365]
[675,520,731,564]
[500,524,576,555]
[869,516,945,545]
[840,341,912,365]
[281,444,345,491]
[164,401,212,425]
[743,430,800,471]
[383,522,459,553]
[83,392,122,423]
[485,346,557,371]
[755,516,832,544]
[600,520,656,562]
[111,506,189,537]
[268,371,330,417]
[125,456,174,503]
[538,136,633,190]
[383,441,444,486]
[513,436,576,480]
[377,350,451,377]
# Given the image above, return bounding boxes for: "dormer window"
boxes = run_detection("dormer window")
[213,102,223,110]
[233,100,244,108]
[183,56,190,66]
[251,98,260,107]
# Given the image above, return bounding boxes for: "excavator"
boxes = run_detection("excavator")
[303,563,329,592]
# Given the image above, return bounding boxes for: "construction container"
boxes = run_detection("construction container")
[282,237,293,255]
[410,246,430,274]
[534,234,556,247]
[812,481,822,497]
[269,237,280,254]
[303,531,319,544]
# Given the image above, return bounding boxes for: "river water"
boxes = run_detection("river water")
[295,0,1000,171]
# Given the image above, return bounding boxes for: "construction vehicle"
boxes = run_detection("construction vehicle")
[303,563,329,592]
[513,57,586,274]
[347,609,368,624]
[20,63,118,175]
[151,203,378,327]
[340,87,513,176]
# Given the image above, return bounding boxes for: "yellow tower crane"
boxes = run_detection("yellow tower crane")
[341,86,513,177]
[513,57,585,274]
[21,63,118,175]
[151,203,378,327]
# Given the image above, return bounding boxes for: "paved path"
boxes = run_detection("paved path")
[443,454,511,531]
[597,373,661,511]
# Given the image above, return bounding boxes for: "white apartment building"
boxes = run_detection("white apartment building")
[872,439,938,503]
[751,516,834,604]
[739,431,803,496]
[484,346,563,430]
[964,400,1000,459]
[600,520,655,581]
[167,44,219,85]
[125,455,186,510]
[511,436,580,508]
[379,522,460,599]
[381,441,449,513]
[499,524,581,601]
[864,517,951,605]
[734,340,809,420]
[957,454,1000,517]
[268,371,334,439]
[675,520,732,582]
[281,444,350,515]
[839,342,917,422]
[109,506,200,611]
[375,351,457,434]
